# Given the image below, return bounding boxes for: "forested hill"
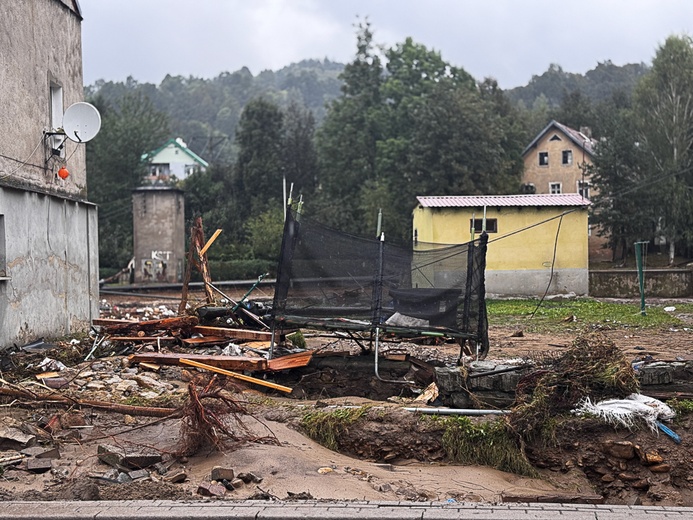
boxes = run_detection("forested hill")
[84,59,344,165]
[85,59,648,166]
[506,61,650,108]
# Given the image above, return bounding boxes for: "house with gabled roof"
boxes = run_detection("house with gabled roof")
[142,137,208,182]
[413,194,590,296]
[521,120,610,261]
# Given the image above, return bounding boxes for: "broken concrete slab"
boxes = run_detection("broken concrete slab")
[197,481,226,497]
[26,458,53,473]
[20,446,60,459]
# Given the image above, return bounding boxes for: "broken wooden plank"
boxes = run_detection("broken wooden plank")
[181,336,229,346]
[108,336,178,342]
[128,353,268,372]
[192,325,276,342]
[266,351,314,372]
[179,358,292,394]
[96,316,199,334]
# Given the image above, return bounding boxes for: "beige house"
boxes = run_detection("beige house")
[522,120,610,261]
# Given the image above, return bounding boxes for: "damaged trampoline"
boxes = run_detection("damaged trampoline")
[270,206,490,368]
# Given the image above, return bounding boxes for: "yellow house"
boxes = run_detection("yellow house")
[413,194,591,296]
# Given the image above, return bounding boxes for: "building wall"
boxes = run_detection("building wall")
[0,1,98,350]
[132,187,186,283]
[0,187,99,346]
[412,205,589,296]
[522,128,611,262]
[522,130,592,196]
[0,0,86,197]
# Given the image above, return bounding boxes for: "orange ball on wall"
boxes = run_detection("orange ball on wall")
[58,167,69,180]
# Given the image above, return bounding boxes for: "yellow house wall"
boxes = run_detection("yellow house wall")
[413,205,589,295]
[522,131,592,194]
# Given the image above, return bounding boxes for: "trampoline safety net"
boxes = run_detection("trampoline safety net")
[272,208,489,358]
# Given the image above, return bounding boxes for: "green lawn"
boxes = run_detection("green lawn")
[486,298,693,332]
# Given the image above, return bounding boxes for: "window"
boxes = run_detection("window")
[550,182,562,194]
[562,150,573,165]
[549,134,562,141]
[470,218,498,233]
[50,82,64,157]
[539,152,549,166]
[578,180,590,199]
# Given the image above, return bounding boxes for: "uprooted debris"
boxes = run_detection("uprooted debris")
[510,330,640,444]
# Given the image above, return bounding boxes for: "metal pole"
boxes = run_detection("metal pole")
[635,241,647,316]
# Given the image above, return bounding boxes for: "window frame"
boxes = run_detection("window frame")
[562,150,573,165]
[470,218,498,234]
[538,151,549,167]
[549,182,562,194]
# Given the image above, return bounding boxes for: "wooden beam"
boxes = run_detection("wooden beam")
[109,336,178,342]
[96,316,199,333]
[199,228,222,257]
[179,358,292,394]
[266,350,314,371]
[128,352,268,372]
[192,325,276,342]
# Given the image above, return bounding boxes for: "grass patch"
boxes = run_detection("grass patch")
[300,407,368,451]
[667,399,693,416]
[487,298,692,332]
[439,416,537,477]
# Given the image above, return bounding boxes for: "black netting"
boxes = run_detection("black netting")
[272,208,488,350]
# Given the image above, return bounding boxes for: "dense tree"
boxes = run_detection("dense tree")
[86,92,170,270]
[233,98,285,222]
[633,35,693,263]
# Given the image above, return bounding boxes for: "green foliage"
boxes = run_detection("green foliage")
[245,207,285,261]
[86,92,170,269]
[300,407,369,451]
[439,416,537,476]
[315,24,525,242]
[287,330,306,348]
[667,399,693,416]
[486,298,692,332]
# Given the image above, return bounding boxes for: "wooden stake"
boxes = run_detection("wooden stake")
[179,358,292,394]
[199,228,223,258]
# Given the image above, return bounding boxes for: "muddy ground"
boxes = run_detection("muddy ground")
[1,297,692,505]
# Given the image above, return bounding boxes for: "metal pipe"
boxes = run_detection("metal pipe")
[403,408,510,415]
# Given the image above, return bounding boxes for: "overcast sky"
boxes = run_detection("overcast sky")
[81,1,693,90]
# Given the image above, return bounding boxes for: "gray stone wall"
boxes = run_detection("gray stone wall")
[485,268,589,297]
[132,187,186,283]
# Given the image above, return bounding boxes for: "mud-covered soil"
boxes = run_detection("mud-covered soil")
[2,297,693,505]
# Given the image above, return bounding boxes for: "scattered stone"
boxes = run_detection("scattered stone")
[602,441,635,460]
[98,445,161,470]
[152,462,170,475]
[601,474,615,483]
[618,472,641,481]
[230,478,244,489]
[632,479,650,490]
[123,415,137,426]
[317,467,333,474]
[237,471,262,484]
[164,470,187,483]
[0,424,36,449]
[128,469,150,480]
[220,479,235,491]
[210,466,234,482]
[21,446,60,459]
[26,458,53,473]
[374,483,392,492]
[197,482,226,497]
[117,471,133,484]
[649,464,671,473]
[374,463,393,471]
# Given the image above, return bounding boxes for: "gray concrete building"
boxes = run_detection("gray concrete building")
[132,186,186,283]
[0,1,99,348]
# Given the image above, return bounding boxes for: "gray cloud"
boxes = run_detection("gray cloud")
[81,0,693,88]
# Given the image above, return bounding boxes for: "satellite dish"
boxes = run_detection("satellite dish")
[62,102,101,143]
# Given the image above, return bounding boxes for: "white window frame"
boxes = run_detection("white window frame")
[50,82,65,157]
[549,182,562,194]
